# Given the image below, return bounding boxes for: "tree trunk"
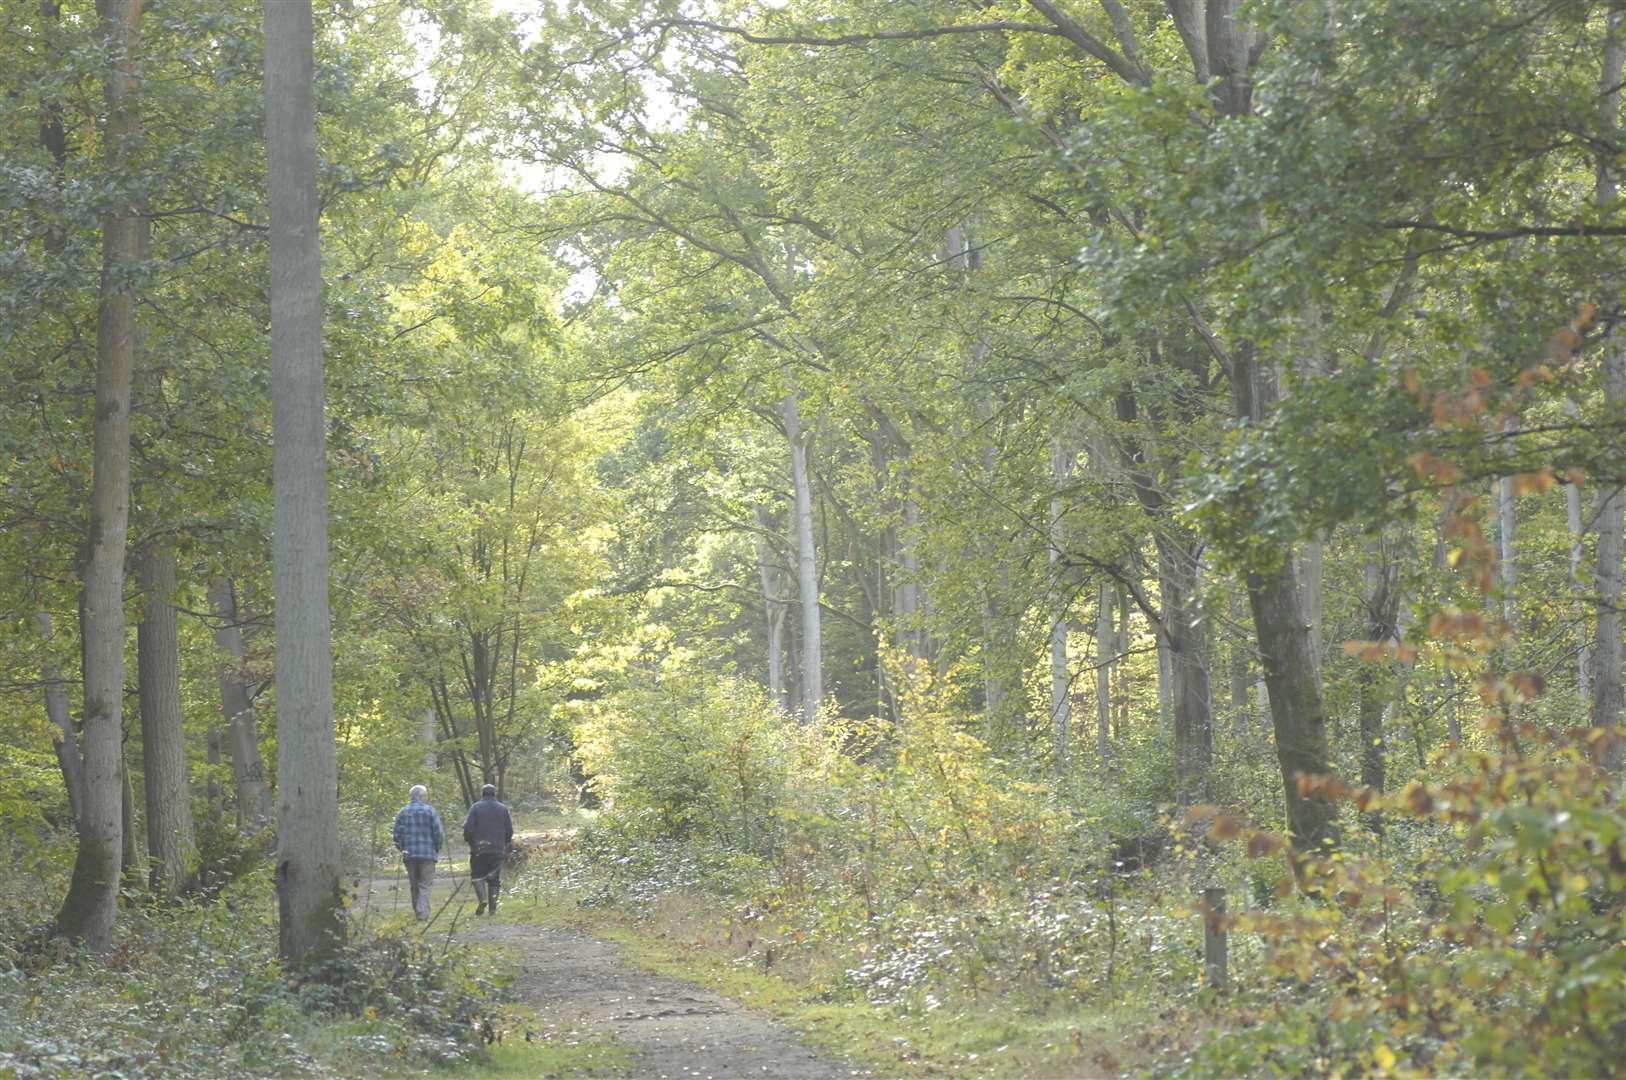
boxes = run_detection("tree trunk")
[1116,585,1131,739]
[420,706,437,772]
[1229,595,1251,740]
[1095,580,1114,764]
[57,0,142,951]
[1299,538,1324,683]
[207,579,271,830]
[1566,402,1592,709]
[1156,627,1173,726]
[265,0,344,966]
[121,743,141,883]
[754,504,789,709]
[138,547,194,894]
[1232,346,1339,853]
[1049,439,1072,773]
[39,612,85,820]
[1497,465,1518,631]
[1356,537,1405,830]
[1157,532,1212,806]
[783,393,822,719]
[1595,14,1626,770]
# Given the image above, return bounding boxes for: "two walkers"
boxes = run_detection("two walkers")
[390,783,514,921]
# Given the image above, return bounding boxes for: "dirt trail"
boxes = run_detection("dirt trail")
[358,869,867,1080]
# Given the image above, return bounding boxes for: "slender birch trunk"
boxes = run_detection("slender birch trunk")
[265,0,344,964]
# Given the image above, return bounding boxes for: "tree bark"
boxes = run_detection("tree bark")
[1049,439,1073,773]
[1356,537,1405,828]
[1229,595,1251,740]
[1232,348,1339,853]
[138,546,194,894]
[1496,463,1518,631]
[207,579,272,830]
[1095,580,1114,763]
[783,393,822,719]
[754,504,790,709]
[265,0,344,965]
[57,0,142,951]
[1595,15,1626,769]
[1157,532,1212,805]
[1566,402,1592,709]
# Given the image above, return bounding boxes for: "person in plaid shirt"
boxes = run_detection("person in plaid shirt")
[392,784,444,921]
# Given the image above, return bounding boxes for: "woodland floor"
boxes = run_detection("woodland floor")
[358,843,867,1080]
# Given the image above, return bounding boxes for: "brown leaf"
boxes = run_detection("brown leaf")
[1247,831,1286,858]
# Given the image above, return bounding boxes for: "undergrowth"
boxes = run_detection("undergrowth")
[525,654,1626,1078]
[0,855,513,1078]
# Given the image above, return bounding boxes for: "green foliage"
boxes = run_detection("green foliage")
[575,671,818,855]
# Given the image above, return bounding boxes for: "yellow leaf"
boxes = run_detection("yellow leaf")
[1374,1044,1397,1072]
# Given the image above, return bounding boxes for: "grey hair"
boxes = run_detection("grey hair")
[409,784,428,802]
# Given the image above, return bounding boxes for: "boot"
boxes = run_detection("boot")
[487,883,499,915]
[472,876,488,915]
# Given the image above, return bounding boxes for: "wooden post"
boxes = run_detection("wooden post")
[1202,886,1228,990]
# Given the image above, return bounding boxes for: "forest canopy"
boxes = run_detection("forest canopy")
[1,0,1624,1076]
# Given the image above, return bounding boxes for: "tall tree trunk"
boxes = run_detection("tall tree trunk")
[1095,579,1114,764]
[1116,585,1131,739]
[1155,627,1173,726]
[1229,594,1251,740]
[207,579,271,830]
[1356,537,1405,829]
[1049,439,1073,773]
[57,0,142,951]
[420,706,437,772]
[120,743,141,882]
[898,496,928,659]
[1299,538,1324,682]
[1566,402,1592,709]
[783,393,822,719]
[265,0,344,965]
[1496,462,1518,631]
[1157,532,1212,806]
[1232,346,1340,854]
[1595,14,1626,769]
[137,547,193,894]
[754,505,789,709]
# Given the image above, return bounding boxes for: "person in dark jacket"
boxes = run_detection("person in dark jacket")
[462,784,513,915]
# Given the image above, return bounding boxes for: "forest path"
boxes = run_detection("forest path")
[358,866,867,1080]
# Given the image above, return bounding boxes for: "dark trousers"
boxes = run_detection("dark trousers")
[470,851,503,906]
